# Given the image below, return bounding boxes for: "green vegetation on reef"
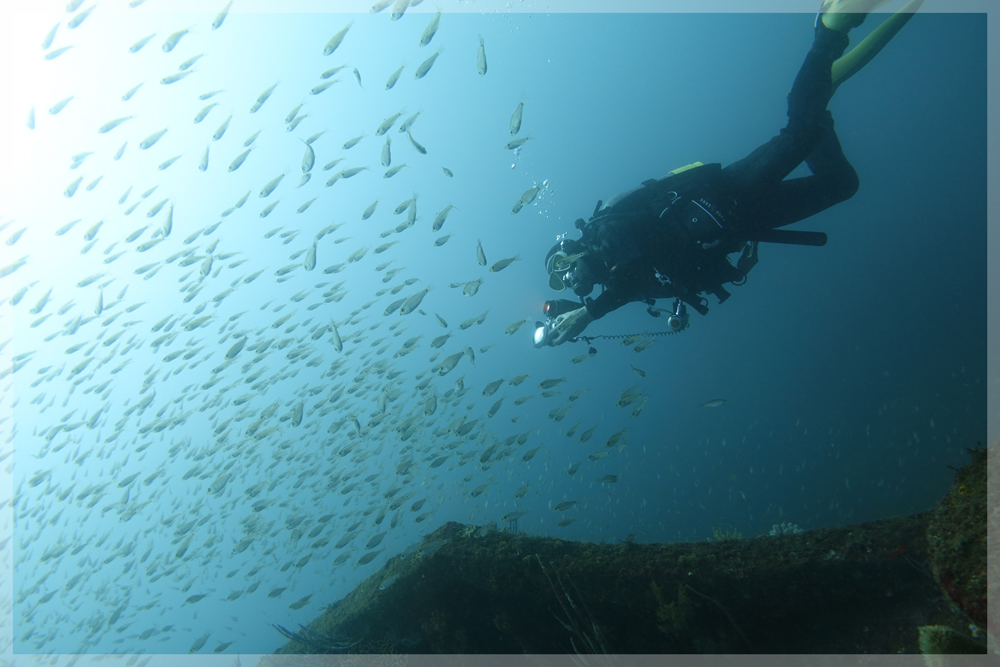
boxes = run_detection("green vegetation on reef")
[709,527,743,542]
[917,624,984,656]
[651,581,690,635]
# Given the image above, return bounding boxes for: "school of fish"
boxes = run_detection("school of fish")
[0,0,676,657]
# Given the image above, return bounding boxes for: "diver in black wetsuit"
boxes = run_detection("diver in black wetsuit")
[537,0,924,347]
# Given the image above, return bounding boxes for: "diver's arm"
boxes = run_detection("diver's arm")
[585,279,658,320]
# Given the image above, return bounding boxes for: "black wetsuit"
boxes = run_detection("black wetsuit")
[579,23,860,320]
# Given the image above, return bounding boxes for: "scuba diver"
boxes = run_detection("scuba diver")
[536,0,924,348]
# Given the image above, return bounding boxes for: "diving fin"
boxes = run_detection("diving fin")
[818,0,899,33]
[831,0,924,92]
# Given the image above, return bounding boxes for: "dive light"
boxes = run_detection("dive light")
[532,320,552,348]
[534,299,581,348]
[666,299,689,332]
[542,299,580,319]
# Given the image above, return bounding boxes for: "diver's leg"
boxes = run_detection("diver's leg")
[721,22,849,201]
[757,111,860,228]
[720,2,921,224]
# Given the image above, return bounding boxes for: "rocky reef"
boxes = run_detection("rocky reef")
[261,448,988,658]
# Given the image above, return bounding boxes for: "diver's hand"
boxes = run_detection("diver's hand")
[549,306,594,346]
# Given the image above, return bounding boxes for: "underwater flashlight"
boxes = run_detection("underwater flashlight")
[535,299,579,348]
[666,299,689,332]
[542,299,580,319]
[532,321,552,348]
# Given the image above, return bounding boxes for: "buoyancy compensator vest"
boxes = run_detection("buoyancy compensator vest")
[574,162,759,315]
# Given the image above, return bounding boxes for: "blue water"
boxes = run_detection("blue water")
[2,2,987,658]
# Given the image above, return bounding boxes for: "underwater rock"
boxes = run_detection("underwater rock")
[264,503,980,656]
[926,447,987,630]
[917,624,984,660]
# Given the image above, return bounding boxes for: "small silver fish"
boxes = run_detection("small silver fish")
[139,128,167,149]
[301,141,315,173]
[407,132,426,154]
[386,64,404,90]
[490,255,520,272]
[506,136,531,150]
[633,339,654,353]
[376,110,404,136]
[122,83,142,101]
[213,115,231,141]
[477,35,487,76]
[212,0,233,29]
[304,242,317,271]
[228,148,250,172]
[259,200,280,218]
[505,318,529,335]
[250,83,277,113]
[162,28,189,52]
[420,11,441,46]
[399,109,422,133]
[284,103,303,124]
[129,33,155,53]
[64,176,82,198]
[390,0,408,20]
[463,278,482,297]
[342,166,368,178]
[321,65,346,80]
[259,173,285,198]
[415,48,442,79]
[42,23,59,50]
[67,4,93,28]
[483,378,503,396]
[98,116,133,134]
[383,164,405,178]
[510,101,524,135]
[381,137,391,167]
[193,104,216,124]
[44,45,73,60]
[158,155,180,170]
[399,287,430,315]
[432,205,453,232]
[512,185,540,214]
[225,337,245,359]
[178,53,203,71]
[323,21,354,56]
[343,133,365,149]
[553,251,587,271]
[329,319,343,352]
